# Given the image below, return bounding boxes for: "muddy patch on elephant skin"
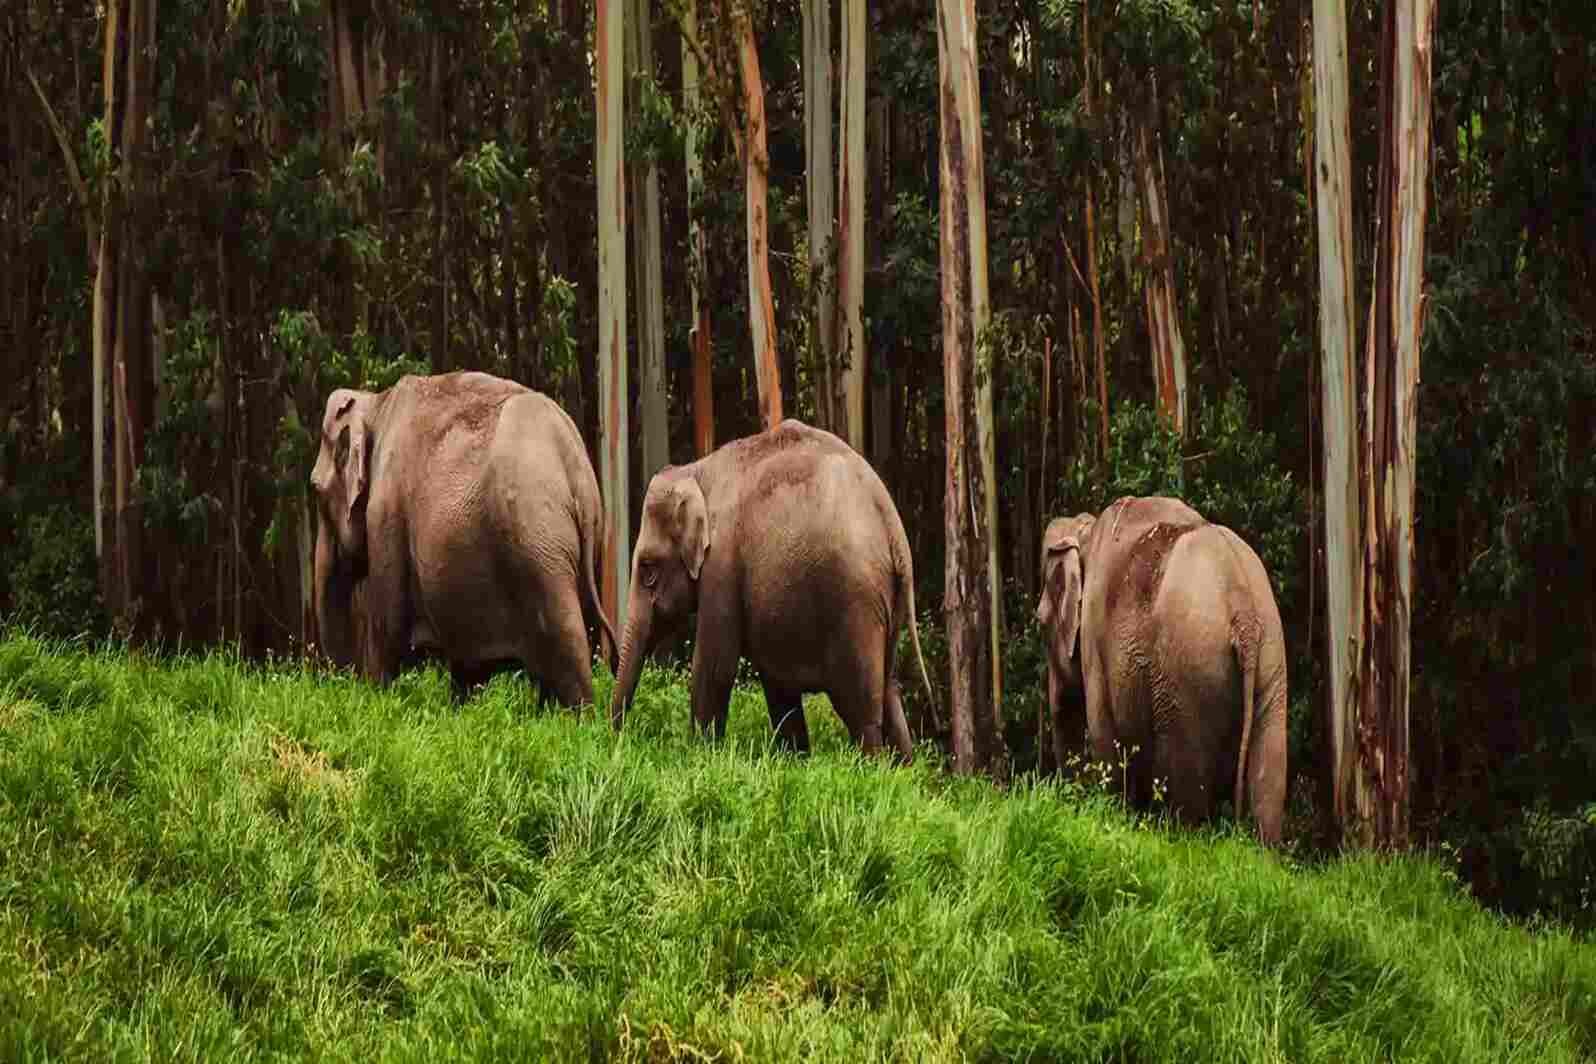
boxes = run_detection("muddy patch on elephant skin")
[1106,522,1202,617]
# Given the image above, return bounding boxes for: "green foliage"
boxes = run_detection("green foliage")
[0,635,1593,1061]
[1060,386,1304,612]
[0,509,103,642]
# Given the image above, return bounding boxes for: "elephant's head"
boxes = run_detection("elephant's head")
[309,388,377,668]
[1036,513,1096,686]
[610,469,709,726]
[310,388,376,559]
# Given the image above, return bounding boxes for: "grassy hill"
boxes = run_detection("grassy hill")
[1,633,1592,1062]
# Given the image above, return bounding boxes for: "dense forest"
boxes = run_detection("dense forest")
[1,0,1593,928]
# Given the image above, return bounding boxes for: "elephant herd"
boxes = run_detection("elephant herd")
[311,370,1287,845]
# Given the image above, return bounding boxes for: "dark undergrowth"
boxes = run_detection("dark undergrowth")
[1,630,1592,1061]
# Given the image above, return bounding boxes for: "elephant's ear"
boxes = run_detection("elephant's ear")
[315,388,374,556]
[675,477,710,581]
[1036,518,1085,658]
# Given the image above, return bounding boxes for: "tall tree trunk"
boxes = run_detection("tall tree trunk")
[803,0,835,432]
[1352,0,1432,850]
[738,17,783,430]
[1131,84,1189,438]
[937,0,1004,777]
[96,0,158,632]
[1315,0,1363,850]
[1316,0,1433,851]
[835,0,866,449]
[868,93,892,472]
[1081,5,1108,461]
[597,0,630,653]
[629,0,669,482]
[682,0,715,457]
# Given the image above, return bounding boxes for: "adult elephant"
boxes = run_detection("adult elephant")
[310,370,617,707]
[608,419,936,759]
[1036,495,1288,844]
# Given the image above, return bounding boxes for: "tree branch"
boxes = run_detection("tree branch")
[25,64,99,252]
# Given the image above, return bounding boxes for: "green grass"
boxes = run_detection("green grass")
[0,632,1592,1062]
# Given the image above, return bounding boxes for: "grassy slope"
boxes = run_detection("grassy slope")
[0,634,1592,1062]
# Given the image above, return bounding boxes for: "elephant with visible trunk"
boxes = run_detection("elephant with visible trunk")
[608,419,936,759]
[310,370,617,706]
[1037,495,1288,844]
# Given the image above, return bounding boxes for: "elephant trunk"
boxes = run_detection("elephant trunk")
[609,601,649,729]
[313,520,357,670]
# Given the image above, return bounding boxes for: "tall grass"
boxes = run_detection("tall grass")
[1,631,1591,1061]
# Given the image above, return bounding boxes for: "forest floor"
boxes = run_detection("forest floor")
[1,632,1593,1062]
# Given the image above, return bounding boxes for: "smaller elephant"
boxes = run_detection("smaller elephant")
[608,419,936,759]
[310,370,617,707]
[1037,495,1288,844]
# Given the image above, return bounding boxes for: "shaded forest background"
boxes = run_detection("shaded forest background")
[2,0,1594,927]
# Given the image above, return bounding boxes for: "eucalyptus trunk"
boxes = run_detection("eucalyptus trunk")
[936,0,1005,776]
[835,0,866,449]
[683,0,716,456]
[1132,84,1188,438]
[739,17,783,430]
[597,0,631,653]
[629,0,669,483]
[803,0,836,432]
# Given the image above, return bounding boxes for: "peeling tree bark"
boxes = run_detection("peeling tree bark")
[738,18,783,430]
[937,0,1004,776]
[598,0,630,650]
[1314,0,1363,847]
[803,0,836,433]
[1131,85,1188,438]
[1315,0,1433,850]
[683,0,715,456]
[1353,0,1433,850]
[835,0,866,450]
[629,0,669,483]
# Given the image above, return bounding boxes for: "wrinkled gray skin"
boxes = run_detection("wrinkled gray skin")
[310,371,617,707]
[1037,495,1288,845]
[609,419,936,759]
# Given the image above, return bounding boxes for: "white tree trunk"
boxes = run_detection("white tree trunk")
[803,0,835,431]
[1315,0,1433,849]
[1314,0,1363,837]
[629,0,669,484]
[597,0,630,643]
[836,0,866,450]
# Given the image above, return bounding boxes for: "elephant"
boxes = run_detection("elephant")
[607,418,936,759]
[309,370,617,707]
[1036,495,1288,844]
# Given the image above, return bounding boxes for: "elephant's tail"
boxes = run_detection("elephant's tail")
[584,506,619,675]
[1231,612,1261,821]
[899,559,941,736]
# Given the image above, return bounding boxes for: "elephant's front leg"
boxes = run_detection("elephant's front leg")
[689,619,738,743]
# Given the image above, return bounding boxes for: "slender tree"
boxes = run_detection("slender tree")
[629,0,669,482]
[937,0,1004,775]
[738,14,783,429]
[682,0,716,456]
[1131,80,1188,437]
[835,0,866,449]
[803,0,836,432]
[598,0,631,651]
[1316,0,1434,849]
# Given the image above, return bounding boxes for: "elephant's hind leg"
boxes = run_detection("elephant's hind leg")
[762,683,810,754]
[828,643,888,757]
[530,582,595,712]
